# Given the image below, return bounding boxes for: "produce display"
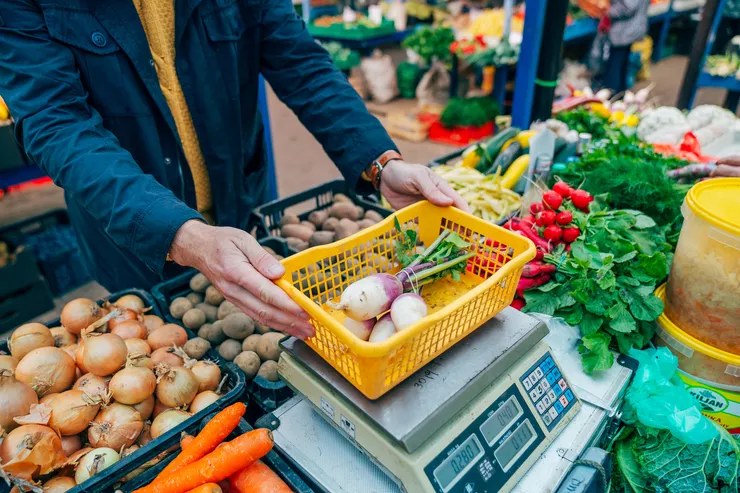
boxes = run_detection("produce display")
[401,26,455,65]
[439,97,500,129]
[0,294,237,491]
[317,41,361,71]
[704,53,740,79]
[637,104,738,147]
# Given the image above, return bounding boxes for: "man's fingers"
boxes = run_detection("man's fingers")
[239,234,285,280]
[711,164,740,178]
[717,156,740,167]
[414,170,454,207]
[239,262,308,318]
[432,174,470,212]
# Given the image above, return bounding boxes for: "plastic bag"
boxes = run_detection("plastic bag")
[415,60,450,107]
[360,50,399,104]
[587,32,610,77]
[622,347,719,444]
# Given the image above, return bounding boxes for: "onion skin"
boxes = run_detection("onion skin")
[147,325,188,351]
[82,333,127,377]
[49,389,101,435]
[142,315,165,335]
[133,394,155,421]
[10,323,55,360]
[43,476,77,493]
[74,447,120,485]
[75,343,88,374]
[189,391,220,414]
[61,434,83,456]
[125,338,152,357]
[50,327,77,348]
[0,371,38,432]
[61,344,78,362]
[137,424,153,446]
[110,320,148,340]
[114,294,146,312]
[155,365,199,408]
[73,374,109,399]
[61,299,102,335]
[0,354,18,372]
[150,347,184,367]
[40,393,59,406]
[152,399,173,418]
[109,366,156,405]
[191,361,221,393]
[0,424,65,478]
[15,347,76,397]
[88,404,143,450]
[150,409,191,439]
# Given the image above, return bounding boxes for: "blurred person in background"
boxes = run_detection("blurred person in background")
[601,0,650,93]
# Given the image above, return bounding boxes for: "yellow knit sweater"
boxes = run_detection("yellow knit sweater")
[133,0,213,219]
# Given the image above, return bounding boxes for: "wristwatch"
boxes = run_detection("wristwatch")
[362,150,403,190]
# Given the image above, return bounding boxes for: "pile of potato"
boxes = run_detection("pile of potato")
[276,193,385,251]
[169,274,284,384]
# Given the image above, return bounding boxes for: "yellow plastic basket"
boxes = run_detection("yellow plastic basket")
[277,201,535,399]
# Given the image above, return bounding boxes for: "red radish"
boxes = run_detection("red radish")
[535,215,544,227]
[390,293,428,331]
[344,318,374,341]
[516,274,552,297]
[523,214,536,225]
[535,248,545,260]
[521,262,557,278]
[562,227,581,243]
[529,203,544,214]
[511,299,526,310]
[542,191,563,210]
[543,225,563,242]
[369,314,396,343]
[328,274,403,321]
[552,182,572,198]
[570,189,591,209]
[516,226,551,252]
[555,211,572,225]
[539,211,556,226]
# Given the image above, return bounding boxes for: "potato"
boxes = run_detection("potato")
[196,303,219,323]
[300,221,316,231]
[222,313,255,340]
[182,308,207,330]
[308,210,329,227]
[335,218,360,240]
[198,321,227,345]
[321,217,339,232]
[257,360,279,382]
[309,231,335,247]
[356,219,376,230]
[218,300,241,320]
[204,286,224,306]
[218,339,242,361]
[364,210,384,223]
[328,202,360,220]
[280,224,314,242]
[254,323,272,335]
[333,193,352,203]
[183,337,211,360]
[256,332,285,362]
[355,205,364,219]
[365,253,392,271]
[169,297,193,319]
[286,238,309,251]
[234,351,261,380]
[186,292,204,305]
[190,273,211,293]
[279,214,300,227]
[242,334,262,353]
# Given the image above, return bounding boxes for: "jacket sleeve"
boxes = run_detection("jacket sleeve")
[609,0,643,20]
[259,0,398,188]
[0,0,202,277]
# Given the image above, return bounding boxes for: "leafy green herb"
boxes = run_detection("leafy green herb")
[402,26,455,65]
[440,97,500,128]
[554,107,622,141]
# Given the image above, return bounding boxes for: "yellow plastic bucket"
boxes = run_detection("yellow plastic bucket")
[677,372,740,435]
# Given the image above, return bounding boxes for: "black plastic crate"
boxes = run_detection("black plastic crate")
[0,247,42,299]
[252,179,392,241]
[0,276,54,333]
[245,376,296,425]
[428,146,467,167]
[0,288,246,493]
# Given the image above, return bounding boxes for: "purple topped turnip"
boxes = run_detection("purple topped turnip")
[390,293,428,331]
[328,274,403,321]
[368,314,396,343]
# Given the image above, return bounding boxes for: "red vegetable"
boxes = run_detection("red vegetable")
[555,211,572,225]
[542,191,563,210]
[539,210,556,226]
[522,262,557,278]
[511,299,526,310]
[571,189,591,209]
[516,274,552,297]
[516,225,551,251]
[535,248,545,260]
[562,227,581,243]
[529,202,544,214]
[552,182,572,198]
[543,225,563,242]
[523,214,536,224]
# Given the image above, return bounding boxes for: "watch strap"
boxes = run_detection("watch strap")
[363,150,403,189]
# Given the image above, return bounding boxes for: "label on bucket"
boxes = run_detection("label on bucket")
[679,373,740,434]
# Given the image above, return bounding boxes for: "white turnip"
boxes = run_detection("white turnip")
[390,293,428,331]
[328,274,402,321]
[368,314,396,343]
[344,318,374,341]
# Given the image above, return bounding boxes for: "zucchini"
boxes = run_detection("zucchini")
[500,155,530,189]
[553,141,578,163]
[485,141,522,175]
[474,126,520,172]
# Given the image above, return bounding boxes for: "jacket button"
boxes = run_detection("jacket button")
[149,59,155,67]
[164,157,172,165]
[91,32,107,47]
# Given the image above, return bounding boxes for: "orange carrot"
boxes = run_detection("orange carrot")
[133,429,273,493]
[229,460,292,493]
[158,402,246,478]
[184,483,222,493]
[181,434,195,449]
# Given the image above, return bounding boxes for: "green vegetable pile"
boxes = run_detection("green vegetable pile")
[440,97,500,128]
[555,107,622,141]
[523,203,671,374]
[402,26,455,65]
[318,41,361,71]
[464,39,520,68]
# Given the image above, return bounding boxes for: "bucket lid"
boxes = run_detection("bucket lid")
[685,178,740,238]
[655,284,740,367]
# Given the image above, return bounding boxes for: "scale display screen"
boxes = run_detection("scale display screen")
[432,434,484,492]
[494,419,536,472]
[480,396,523,445]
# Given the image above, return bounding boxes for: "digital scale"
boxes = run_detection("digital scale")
[262,309,633,493]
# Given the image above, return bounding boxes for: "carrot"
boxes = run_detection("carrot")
[229,460,292,493]
[133,429,274,493]
[158,402,246,478]
[181,434,195,449]
[184,483,222,493]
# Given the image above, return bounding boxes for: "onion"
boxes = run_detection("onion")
[61,344,78,362]
[152,399,172,418]
[0,424,65,479]
[107,309,139,331]
[82,333,127,376]
[110,320,147,340]
[125,338,152,357]
[9,323,55,360]
[0,370,38,432]
[60,434,82,456]
[74,447,120,485]
[191,361,221,393]
[43,475,77,493]
[75,343,88,373]
[133,394,155,421]
[73,373,109,399]
[50,327,77,348]
[61,299,102,335]
[142,315,164,335]
[15,347,76,397]
[114,294,145,313]
[0,354,18,372]
[150,347,184,367]
[189,391,220,414]
[150,409,190,439]
[88,403,143,450]
[109,365,156,405]
[48,389,101,435]
[40,393,59,406]
[155,364,199,408]
[148,325,188,351]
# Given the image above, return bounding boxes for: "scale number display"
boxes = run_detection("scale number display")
[494,419,537,472]
[480,396,523,446]
[433,434,484,492]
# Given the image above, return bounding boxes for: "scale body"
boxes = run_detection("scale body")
[274,309,582,493]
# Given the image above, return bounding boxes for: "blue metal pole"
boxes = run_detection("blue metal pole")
[511,0,547,128]
[258,76,278,201]
[301,0,311,23]
[653,0,675,62]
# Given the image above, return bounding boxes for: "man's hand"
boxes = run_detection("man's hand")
[380,160,469,212]
[169,220,315,339]
[711,156,740,178]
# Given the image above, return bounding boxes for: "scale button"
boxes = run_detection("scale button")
[543,412,552,425]
[546,372,558,385]
[542,394,551,407]
[536,401,546,414]
[558,379,568,391]
[536,383,545,397]
[529,388,539,401]
[565,389,574,401]
[553,384,563,397]
[554,401,564,413]
[552,368,562,380]
[541,379,550,390]
[534,368,544,379]
[523,375,534,390]
[545,356,555,369]
[559,395,569,407]
[549,407,559,420]
[547,389,557,402]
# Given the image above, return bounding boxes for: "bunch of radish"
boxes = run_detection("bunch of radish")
[504,182,593,310]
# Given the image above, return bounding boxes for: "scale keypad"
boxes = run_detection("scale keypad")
[520,353,577,431]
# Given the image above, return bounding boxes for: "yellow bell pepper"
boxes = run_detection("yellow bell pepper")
[500,155,530,189]
[590,103,611,118]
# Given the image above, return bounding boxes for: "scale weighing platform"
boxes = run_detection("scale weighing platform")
[265,308,621,493]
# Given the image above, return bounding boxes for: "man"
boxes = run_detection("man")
[601,0,650,93]
[713,156,740,178]
[0,0,466,339]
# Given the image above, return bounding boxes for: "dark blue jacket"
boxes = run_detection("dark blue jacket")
[0,0,396,291]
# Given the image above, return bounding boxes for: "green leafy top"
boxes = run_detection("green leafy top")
[402,26,455,64]
[440,97,500,128]
[554,107,622,141]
